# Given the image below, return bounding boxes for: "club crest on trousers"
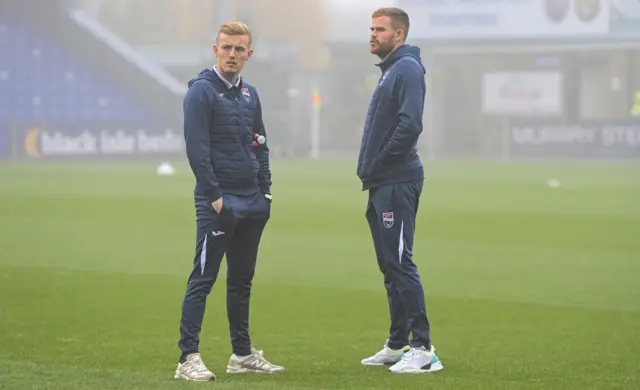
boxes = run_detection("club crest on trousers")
[382,211,394,228]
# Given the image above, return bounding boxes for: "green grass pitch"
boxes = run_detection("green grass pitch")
[0,160,639,389]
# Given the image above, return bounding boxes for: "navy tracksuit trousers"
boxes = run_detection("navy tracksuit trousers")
[365,180,431,351]
[178,191,270,359]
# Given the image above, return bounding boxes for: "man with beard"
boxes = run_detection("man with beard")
[357,7,444,374]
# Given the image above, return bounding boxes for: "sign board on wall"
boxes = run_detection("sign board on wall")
[509,119,640,159]
[610,0,640,34]
[9,121,185,160]
[396,0,610,39]
[326,0,640,43]
[483,72,563,116]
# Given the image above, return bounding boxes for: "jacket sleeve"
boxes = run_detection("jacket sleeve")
[183,81,222,202]
[253,92,272,194]
[379,60,425,164]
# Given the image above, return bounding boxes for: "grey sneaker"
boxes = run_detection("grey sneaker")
[226,347,285,374]
[174,353,216,381]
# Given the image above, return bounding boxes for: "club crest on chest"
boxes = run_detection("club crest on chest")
[241,87,251,103]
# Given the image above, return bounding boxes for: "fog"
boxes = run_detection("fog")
[1,0,639,161]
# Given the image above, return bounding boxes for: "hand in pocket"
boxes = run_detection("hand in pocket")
[212,197,223,214]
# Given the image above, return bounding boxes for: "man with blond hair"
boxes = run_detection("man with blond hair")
[357,7,444,374]
[174,21,283,381]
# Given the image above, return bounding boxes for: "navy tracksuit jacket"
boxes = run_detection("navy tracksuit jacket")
[357,44,432,350]
[178,68,272,359]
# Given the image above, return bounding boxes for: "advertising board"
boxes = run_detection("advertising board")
[396,0,610,39]
[509,119,640,159]
[13,121,184,160]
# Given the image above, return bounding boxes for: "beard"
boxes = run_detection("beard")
[371,39,395,59]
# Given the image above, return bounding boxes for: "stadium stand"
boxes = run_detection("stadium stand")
[0,14,149,121]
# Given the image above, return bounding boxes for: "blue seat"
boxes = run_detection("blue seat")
[0,18,150,121]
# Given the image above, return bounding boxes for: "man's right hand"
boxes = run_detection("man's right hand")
[212,197,223,214]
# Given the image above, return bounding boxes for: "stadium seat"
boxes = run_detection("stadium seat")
[0,15,149,121]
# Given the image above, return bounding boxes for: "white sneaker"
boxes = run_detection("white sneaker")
[174,353,216,381]
[226,347,285,374]
[389,345,444,374]
[361,343,410,366]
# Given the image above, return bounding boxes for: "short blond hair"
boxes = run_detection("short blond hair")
[372,7,410,40]
[217,21,252,45]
